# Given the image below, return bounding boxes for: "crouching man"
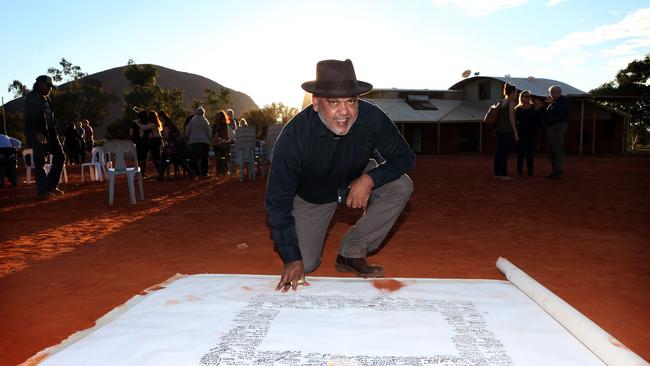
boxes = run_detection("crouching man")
[265,59,415,292]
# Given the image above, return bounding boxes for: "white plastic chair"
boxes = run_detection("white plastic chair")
[260,124,284,177]
[81,146,107,182]
[103,140,144,205]
[230,126,257,181]
[22,148,68,184]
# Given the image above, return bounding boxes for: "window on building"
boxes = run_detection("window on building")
[406,95,438,110]
[478,81,491,100]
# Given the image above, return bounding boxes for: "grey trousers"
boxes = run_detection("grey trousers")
[546,124,567,175]
[292,173,413,273]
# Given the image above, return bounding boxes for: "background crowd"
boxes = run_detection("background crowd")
[128,106,250,181]
[492,83,569,181]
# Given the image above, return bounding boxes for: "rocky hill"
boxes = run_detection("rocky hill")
[5,64,259,139]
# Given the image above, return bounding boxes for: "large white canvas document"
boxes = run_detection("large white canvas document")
[25,260,647,366]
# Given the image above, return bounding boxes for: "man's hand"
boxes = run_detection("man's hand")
[276,260,309,293]
[36,133,47,144]
[346,174,374,209]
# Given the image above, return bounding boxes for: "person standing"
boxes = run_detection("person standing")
[545,85,569,179]
[515,91,541,177]
[159,110,192,178]
[266,59,415,292]
[212,110,231,176]
[75,120,86,163]
[82,119,94,152]
[24,75,65,198]
[135,110,164,179]
[226,109,238,137]
[130,109,150,177]
[493,83,519,180]
[185,107,212,177]
[63,121,82,164]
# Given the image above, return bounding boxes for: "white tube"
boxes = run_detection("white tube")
[497,257,648,366]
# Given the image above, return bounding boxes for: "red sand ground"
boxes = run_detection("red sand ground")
[0,154,649,365]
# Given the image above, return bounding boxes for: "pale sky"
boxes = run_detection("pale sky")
[2,0,649,110]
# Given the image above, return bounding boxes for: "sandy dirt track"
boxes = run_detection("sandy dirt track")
[1,154,648,365]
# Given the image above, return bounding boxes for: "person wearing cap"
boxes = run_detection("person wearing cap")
[265,59,415,292]
[24,75,65,198]
[185,106,212,177]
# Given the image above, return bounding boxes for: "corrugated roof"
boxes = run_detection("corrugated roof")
[450,76,590,97]
[368,98,463,123]
[440,101,487,122]
[367,98,488,123]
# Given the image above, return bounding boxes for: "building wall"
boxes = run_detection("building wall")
[401,123,480,154]
[563,101,625,153]
[456,79,499,105]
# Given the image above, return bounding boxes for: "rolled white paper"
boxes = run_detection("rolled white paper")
[497,257,648,366]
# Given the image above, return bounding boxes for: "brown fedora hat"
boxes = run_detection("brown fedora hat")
[301,59,373,97]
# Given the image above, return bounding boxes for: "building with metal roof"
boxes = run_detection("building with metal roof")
[450,76,590,98]
[362,76,627,154]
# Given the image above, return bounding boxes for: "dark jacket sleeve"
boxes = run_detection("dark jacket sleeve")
[545,96,569,125]
[365,106,415,187]
[24,92,43,138]
[264,126,303,263]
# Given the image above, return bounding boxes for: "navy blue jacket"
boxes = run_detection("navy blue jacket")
[24,90,56,139]
[545,95,569,126]
[265,99,415,263]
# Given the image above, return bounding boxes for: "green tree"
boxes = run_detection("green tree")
[48,58,85,82]
[193,88,232,117]
[241,102,298,139]
[159,87,188,127]
[1,110,25,143]
[43,58,114,132]
[107,61,187,138]
[8,80,28,98]
[591,54,650,148]
[4,58,113,143]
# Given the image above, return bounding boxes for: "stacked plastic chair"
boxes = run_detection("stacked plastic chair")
[230,126,257,182]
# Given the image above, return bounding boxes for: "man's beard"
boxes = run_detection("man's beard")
[317,110,356,137]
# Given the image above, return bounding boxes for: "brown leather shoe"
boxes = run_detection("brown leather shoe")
[335,255,384,278]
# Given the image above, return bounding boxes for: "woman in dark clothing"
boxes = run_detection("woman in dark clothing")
[515,91,541,176]
[212,110,231,176]
[159,110,192,178]
[494,83,519,180]
[129,109,150,176]
[144,110,163,178]
[75,121,86,163]
[63,122,83,164]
